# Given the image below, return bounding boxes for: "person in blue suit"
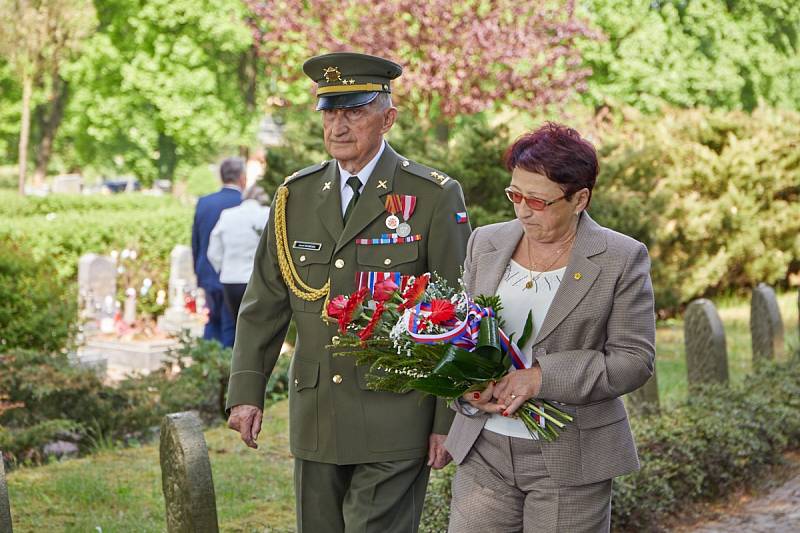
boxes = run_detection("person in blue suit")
[191,157,245,347]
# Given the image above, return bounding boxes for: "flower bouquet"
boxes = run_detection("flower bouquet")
[325,273,573,441]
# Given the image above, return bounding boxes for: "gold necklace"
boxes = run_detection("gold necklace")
[524,236,574,289]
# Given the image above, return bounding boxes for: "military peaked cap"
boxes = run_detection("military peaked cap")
[303,52,402,110]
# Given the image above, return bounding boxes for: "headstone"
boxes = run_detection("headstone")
[627,366,660,416]
[51,173,83,194]
[684,299,729,389]
[160,412,218,533]
[0,453,12,533]
[168,246,197,309]
[77,337,178,381]
[78,254,117,323]
[751,283,784,365]
[157,246,204,337]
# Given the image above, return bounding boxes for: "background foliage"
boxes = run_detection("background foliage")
[0,240,77,351]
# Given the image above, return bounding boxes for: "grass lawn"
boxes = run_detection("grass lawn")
[5,292,799,531]
[7,401,296,532]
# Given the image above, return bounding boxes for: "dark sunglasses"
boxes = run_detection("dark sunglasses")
[504,188,566,211]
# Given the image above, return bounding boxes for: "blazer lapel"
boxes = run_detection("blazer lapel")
[334,144,398,255]
[472,220,523,296]
[315,161,344,243]
[533,213,607,345]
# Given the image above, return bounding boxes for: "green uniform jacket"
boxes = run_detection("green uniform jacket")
[226,143,471,464]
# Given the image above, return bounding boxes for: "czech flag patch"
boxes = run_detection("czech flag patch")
[455,211,468,224]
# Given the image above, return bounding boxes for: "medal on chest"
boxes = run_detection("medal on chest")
[385,194,416,234]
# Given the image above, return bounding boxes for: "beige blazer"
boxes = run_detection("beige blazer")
[444,212,656,486]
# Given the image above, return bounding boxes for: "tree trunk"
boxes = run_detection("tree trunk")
[157,132,177,182]
[33,74,69,187]
[18,74,33,195]
[237,44,259,157]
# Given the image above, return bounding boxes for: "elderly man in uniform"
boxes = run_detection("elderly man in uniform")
[226,52,471,532]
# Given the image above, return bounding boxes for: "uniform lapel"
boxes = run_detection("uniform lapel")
[315,161,344,243]
[473,220,523,296]
[334,144,397,255]
[533,213,607,345]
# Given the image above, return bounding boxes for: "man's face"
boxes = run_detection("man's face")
[322,100,395,165]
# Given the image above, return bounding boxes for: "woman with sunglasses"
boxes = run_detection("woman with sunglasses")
[444,122,656,532]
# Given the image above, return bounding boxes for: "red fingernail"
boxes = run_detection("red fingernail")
[473,392,480,400]
[502,411,509,417]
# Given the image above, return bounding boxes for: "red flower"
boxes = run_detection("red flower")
[326,295,348,318]
[398,273,430,311]
[372,278,399,303]
[358,302,385,342]
[427,299,456,325]
[339,288,369,334]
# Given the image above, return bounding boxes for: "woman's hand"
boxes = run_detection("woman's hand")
[461,381,505,414]
[492,365,542,417]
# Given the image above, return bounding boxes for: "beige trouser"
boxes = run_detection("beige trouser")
[295,457,430,533]
[448,429,612,533]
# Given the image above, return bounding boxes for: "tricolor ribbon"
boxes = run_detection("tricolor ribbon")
[403,296,531,370]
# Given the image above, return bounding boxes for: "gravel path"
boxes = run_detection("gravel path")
[683,472,800,533]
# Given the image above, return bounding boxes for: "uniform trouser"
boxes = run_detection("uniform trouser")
[448,429,612,533]
[294,457,430,533]
[202,287,235,347]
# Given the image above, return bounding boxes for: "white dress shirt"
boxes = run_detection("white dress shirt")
[207,199,270,284]
[484,261,566,439]
[337,141,386,216]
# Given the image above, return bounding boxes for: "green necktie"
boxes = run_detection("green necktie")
[343,176,361,223]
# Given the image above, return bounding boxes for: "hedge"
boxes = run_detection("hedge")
[0,240,76,351]
[419,356,800,532]
[1,193,193,317]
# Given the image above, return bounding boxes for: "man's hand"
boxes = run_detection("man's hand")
[227,404,263,449]
[427,433,452,470]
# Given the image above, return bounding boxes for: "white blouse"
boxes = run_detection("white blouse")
[483,260,565,440]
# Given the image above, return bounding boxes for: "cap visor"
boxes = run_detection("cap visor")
[316,92,379,111]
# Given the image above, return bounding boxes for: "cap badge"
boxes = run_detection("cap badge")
[323,66,342,83]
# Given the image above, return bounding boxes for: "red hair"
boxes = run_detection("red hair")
[503,122,598,205]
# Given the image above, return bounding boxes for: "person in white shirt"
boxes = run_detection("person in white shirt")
[207,185,271,326]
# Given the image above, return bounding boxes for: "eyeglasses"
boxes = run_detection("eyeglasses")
[504,188,566,210]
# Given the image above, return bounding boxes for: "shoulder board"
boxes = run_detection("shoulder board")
[397,158,452,188]
[283,160,331,185]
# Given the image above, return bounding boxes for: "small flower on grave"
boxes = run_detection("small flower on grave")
[130,250,138,260]
[110,250,119,260]
[156,290,166,306]
[121,249,131,260]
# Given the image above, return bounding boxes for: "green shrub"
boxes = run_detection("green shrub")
[0,349,161,465]
[149,334,291,422]
[418,358,800,532]
[0,241,77,351]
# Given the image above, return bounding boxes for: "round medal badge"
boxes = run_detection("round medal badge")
[396,223,411,238]
[385,215,400,230]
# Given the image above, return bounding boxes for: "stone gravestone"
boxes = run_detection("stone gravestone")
[751,283,784,365]
[684,299,729,390]
[160,412,218,533]
[627,366,660,416]
[51,173,82,194]
[158,246,203,337]
[78,254,117,328]
[0,453,12,533]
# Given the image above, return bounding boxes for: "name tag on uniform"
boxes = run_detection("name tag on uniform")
[293,240,322,251]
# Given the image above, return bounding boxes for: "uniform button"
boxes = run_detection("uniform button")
[384,258,392,266]
[332,374,343,384]
[299,255,306,262]
[294,378,299,386]
[335,259,345,269]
